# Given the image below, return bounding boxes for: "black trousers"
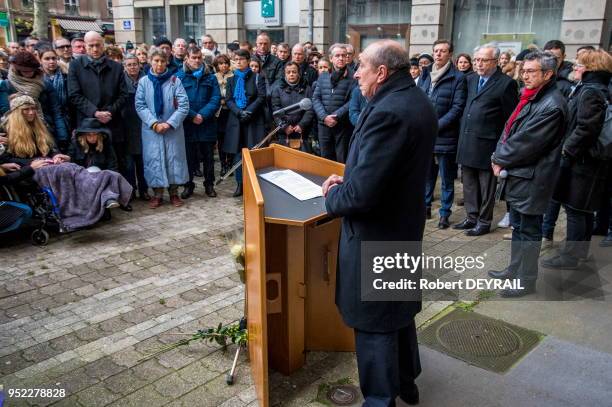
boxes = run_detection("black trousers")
[564,206,594,260]
[318,124,352,163]
[508,206,543,282]
[355,320,421,407]
[186,141,215,186]
[461,165,497,227]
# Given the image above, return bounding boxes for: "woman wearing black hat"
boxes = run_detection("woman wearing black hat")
[68,118,118,172]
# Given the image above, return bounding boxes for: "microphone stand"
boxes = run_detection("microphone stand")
[215,119,287,186]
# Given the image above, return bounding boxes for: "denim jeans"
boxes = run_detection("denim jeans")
[541,200,561,239]
[508,206,543,282]
[425,153,457,217]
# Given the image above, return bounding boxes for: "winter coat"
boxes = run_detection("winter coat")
[553,70,611,212]
[312,70,356,124]
[270,79,314,136]
[493,80,568,215]
[259,54,284,87]
[325,72,437,332]
[68,135,118,171]
[298,62,318,87]
[419,64,467,154]
[223,70,267,154]
[457,67,519,169]
[67,56,129,142]
[0,79,69,143]
[135,73,190,188]
[122,71,145,155]
[348,86,367,126]
[176,67,221,143]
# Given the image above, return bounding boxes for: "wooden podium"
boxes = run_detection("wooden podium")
[242,144,355,407]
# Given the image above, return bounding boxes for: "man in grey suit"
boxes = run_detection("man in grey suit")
[455,43,519,236]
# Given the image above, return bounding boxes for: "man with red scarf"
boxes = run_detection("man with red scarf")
[489,51,568,297]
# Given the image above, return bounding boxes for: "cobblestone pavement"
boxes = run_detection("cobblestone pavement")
[0,176,566,407]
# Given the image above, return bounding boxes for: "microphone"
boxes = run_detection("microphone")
[272,98,312,117]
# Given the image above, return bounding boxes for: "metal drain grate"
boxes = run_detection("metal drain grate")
[327,385,359,406]
[419,308,542,373]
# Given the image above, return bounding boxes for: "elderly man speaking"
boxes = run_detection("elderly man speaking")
[323,40,437,406]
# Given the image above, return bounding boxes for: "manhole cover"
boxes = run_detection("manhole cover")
[437,319,521,357]
[419,308,543,373]
[327,385,359,406]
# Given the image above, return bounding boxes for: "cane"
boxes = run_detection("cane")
[494,169,508,202]
[215,122,286,186]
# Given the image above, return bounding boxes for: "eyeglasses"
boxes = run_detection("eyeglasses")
[473,58,497,64]
[574,63,585,69]
[520,69,544,76]
[56,45,71,49]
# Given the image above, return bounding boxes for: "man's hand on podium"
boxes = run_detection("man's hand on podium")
[322,174,344,197]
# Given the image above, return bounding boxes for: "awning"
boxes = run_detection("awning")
[55,18,103,33]
[134,0,163,7]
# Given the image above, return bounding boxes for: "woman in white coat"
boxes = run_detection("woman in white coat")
[136,47,189,208]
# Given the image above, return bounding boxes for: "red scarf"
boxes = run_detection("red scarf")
[502,86,541,143]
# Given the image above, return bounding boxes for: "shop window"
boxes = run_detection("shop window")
[179,5,205,41]
[451,0,564,55]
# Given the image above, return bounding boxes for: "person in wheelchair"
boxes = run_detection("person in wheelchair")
[1,94,132,231]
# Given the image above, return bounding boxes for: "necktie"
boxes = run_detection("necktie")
[478,76,486,92]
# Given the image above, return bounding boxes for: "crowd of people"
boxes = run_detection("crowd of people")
[0,31,611,287]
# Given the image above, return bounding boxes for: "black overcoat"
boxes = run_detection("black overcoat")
[457,67,518,169]
[553,70,611,212]
[325,72,437,332]
[493,81,568,215]
[223,71,267,154]
[67,56,130,142]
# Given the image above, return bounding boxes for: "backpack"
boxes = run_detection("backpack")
[589,100,612,160]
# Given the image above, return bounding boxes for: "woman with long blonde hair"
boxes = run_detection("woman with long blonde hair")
[3,94,70,164]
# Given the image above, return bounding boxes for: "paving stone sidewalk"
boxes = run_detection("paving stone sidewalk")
[0,178,569,407]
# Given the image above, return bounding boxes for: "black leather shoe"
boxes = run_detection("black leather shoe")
[488,268,516,280]
[453,219,476,230]
[465,225,490,236]
[426,207,432,220]
[400,383,419,405]
[438,216,450,229]
[205,185,217,197]
[181,183,195,199]
[500,281,536,298]
[233,183,243,197]
[120,204,132,212]
[220,165,227,177]
[540,254,579,270]
[194,169,203,177]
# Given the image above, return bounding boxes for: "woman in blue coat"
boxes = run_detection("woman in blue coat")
[176,47,221,199]
[135,47,190,209]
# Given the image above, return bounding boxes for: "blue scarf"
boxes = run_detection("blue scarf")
[192,65,205,80]
[45,72,67,108]
[147,68,174,117]
[233,68,251,109]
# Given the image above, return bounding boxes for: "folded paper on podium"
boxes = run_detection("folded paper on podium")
[242,144,355,407]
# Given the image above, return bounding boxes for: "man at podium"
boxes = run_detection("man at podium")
[323,40,438,406]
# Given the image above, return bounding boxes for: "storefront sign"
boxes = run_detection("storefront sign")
[261,0,281,26]
[122,20,132,30]
[0,12,9,27]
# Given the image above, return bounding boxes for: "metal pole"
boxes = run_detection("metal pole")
[307,0,314,43]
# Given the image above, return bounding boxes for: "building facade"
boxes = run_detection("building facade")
[113,0,611,57]
[0,0,114,45]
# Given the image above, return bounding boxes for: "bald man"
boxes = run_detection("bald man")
[291,43,318,86]
[323,40,437,405]
[68,31,130,174]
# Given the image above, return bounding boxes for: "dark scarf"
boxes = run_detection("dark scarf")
[87,55,107,74]
[146,68,174,117]
[45,70,67,107]
[331,66,347,88]
[502,85,542,142]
